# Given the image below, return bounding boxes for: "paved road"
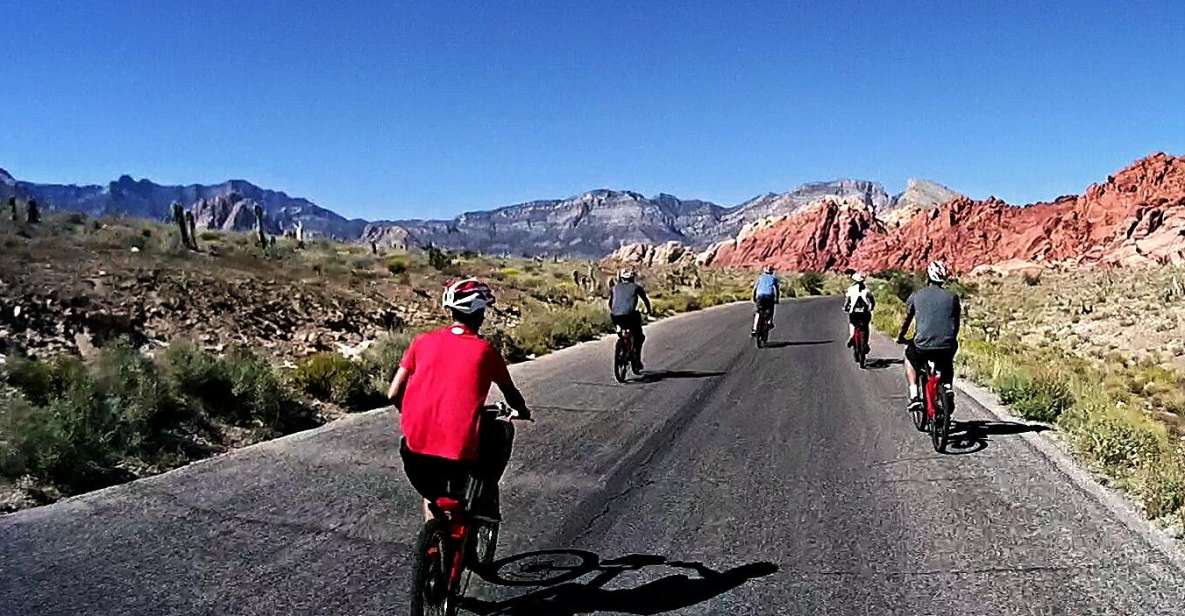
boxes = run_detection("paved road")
[4,297,1185,614]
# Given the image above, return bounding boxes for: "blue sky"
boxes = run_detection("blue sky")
[2,1,1182,220]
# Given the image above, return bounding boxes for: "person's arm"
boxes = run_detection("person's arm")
[868,290,876,311]
[639,287,652,314]
[896,301,915,342]
[387,367,410,408]
[491,355,530,419]
[953,296,962,338]
[843,289,852,313]
[773,278,780,303]
[752,280,759,302]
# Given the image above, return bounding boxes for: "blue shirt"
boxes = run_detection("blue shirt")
[754,274,778,298]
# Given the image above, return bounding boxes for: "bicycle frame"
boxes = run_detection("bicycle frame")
[429,475,485,590]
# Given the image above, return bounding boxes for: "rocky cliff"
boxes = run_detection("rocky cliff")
[699,153,1185,272]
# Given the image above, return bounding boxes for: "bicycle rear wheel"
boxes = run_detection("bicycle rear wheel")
[410,519,454,616]
[930,388,950,453]
[613,337,629,383]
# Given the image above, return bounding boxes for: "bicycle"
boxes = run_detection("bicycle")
[850,320,869,369]
[753,306,772,349]
[613,326,635,382]
[409,403,529,616]
[907,355,954,451]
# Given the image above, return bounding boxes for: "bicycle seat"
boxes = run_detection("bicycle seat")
[434,497,464,512]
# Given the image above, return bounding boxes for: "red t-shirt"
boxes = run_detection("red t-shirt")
[399,324,511,461]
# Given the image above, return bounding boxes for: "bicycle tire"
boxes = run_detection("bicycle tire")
[911,378,927,432]
[930,387,948,453]
[410,519,452,616]
[613,337,629,383]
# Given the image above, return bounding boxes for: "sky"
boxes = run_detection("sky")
[2,1,1183,220]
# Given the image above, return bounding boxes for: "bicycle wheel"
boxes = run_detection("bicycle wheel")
[613,337,629,383]
[930,388,949,453]
[910,379,927,432]
[410,519,453,616]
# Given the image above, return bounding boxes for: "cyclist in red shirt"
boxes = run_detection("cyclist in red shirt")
[387,278,531,521]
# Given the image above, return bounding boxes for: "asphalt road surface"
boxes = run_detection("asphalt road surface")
[5,297,1185,615]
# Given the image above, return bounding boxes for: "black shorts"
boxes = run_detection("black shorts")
[401,413,515,502]
[754,296,776,313]
[848,311,871,327]
[905,343,956,380]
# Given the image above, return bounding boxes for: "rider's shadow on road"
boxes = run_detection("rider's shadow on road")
[864,357,904,369]
[763,339,833,348]
[944,420,1049,455]
[465,550,777,615]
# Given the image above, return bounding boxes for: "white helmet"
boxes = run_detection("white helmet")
[851,272,866,283]
[619,268,636,281]
[442,278,496,314]
[927,260,949,284]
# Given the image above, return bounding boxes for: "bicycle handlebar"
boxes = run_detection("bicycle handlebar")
[482,402,533,422]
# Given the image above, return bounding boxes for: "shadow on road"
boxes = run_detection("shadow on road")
[943,420,1049,455]
[633,370,726,383]
[763,339,833,348]
[467,549,777,615]
[864,357,904,369]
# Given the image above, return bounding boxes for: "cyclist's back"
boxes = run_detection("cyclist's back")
[907,285,959,351]
[754,273,778,299]
[610,280,645,316]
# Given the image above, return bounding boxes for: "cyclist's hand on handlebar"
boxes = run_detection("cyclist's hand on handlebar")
[896,335,909,345]
[509,406,533,422]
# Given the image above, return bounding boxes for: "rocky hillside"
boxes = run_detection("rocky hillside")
[6,173,368,239]
[691,153,1185,273]
[4,167,962,258]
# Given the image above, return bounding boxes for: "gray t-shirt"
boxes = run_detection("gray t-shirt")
[907,285,961,350]
[609,281,646,316]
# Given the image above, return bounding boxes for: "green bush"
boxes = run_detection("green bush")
[360,332,416,395]
[1139,451,1185,519]
[510,303,613,358]
[291,353,382,411]
[163,341,306,429]
[996,371,1074,423]
[426,245,452,271]
[799,272,825,295]
[385,256,408,275]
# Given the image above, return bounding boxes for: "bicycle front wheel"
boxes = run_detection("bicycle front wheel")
[410,519,454,616]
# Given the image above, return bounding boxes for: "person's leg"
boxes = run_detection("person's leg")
[752,305,761,333]
[475,413,515,519]
[904,344,921,405]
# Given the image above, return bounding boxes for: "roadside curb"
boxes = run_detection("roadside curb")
[953,376,1185,574]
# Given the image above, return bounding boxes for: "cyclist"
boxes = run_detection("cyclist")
[387,277,531,521]
[751,265,780,336]
[895,261,961,412]
[843,272,875,352]
[609,268,652,374]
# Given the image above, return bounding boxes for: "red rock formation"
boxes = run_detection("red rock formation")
[708,196,885,271]
[710,153,1185,272]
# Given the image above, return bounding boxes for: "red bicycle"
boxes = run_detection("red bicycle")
[913,358,953,452]
[409,404,529,616]
[851,322,868,369]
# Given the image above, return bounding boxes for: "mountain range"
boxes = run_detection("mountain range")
[0,167,960,258]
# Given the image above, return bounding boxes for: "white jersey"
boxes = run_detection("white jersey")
[844,284,875,314]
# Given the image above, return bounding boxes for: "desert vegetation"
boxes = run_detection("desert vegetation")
[0,211,755,510]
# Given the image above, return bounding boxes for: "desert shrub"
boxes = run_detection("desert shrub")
[360,331,416,394]
[4,354,57,406]
[799,272,825,295]
[426,245,452,271]
[1022,271,1042,286]
[385,256,408,275]
[996,371,1074,423]
[0,345,182,493]
[199,230,221,241]
[510,303,612,357]
[885,270,923,302]
[1139,450,1185,519]
[291,353,382,411]
[1064,401,1165,471]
